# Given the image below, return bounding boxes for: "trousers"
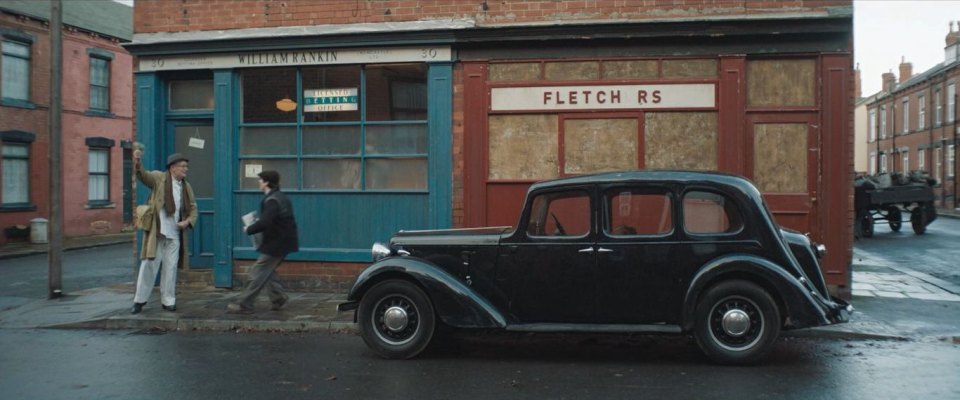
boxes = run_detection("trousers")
[133,237,180,306]
[235,253,285,309]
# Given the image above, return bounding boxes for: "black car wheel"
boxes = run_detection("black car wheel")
[694,280,781,365]
[358,280,436,359]
[887,207,902,232]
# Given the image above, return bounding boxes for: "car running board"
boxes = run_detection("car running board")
[506,323,682,334]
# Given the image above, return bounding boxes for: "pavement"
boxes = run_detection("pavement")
[2,231,960,345]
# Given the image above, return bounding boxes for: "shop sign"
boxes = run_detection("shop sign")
[304,88,358,112]
[490,84,715,111]
[139,46,451,71]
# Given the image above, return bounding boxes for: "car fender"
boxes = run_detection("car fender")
[681,254,830,331]
[346,256,507,329]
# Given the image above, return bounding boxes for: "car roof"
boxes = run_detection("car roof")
[527,170,760,197]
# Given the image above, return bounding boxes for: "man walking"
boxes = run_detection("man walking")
[131,151,197,314]
[228,170,299,313]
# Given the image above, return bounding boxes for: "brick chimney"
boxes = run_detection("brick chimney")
[882,71,896,93]
[854,63,862,98]
[898,57,912,83]
[947,21,960,63]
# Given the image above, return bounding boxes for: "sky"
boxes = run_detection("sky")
[855,0,960,96]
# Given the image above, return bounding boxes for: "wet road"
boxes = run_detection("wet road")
[855,216,960,286]
[0,329,957,400]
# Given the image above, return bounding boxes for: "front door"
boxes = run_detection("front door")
[170,121,214,268]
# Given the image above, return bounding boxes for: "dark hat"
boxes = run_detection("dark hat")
[258,170,280,188]
[166,153,189,169]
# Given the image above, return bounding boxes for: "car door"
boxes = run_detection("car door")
[595,184,682,324]
[499,186,598,323]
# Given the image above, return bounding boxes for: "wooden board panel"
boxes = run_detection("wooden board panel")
[754,123,807,193]
[662,59,718,78]
[488,114,559,180]
[544,61,600,81]
[564,118,638,174]
[602,60,658,79]
[644,112,717,170]
[747,59,816,107]
[489,63,541,82]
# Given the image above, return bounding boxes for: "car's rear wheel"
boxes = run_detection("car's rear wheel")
[694,280,781,365]
[358,280,436,359]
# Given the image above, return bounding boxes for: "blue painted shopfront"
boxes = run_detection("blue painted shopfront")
[134,62,452,288]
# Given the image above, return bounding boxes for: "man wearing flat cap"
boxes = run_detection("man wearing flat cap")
[130,150,198,314]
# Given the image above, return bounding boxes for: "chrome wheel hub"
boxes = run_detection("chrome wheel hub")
[383,306,409,332]
[721,309,751,337]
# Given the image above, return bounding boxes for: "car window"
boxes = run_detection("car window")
[526,190,591,237]
[605,188,673,236]
[682,190,743,234]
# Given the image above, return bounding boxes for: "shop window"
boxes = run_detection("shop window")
[1,38,31,103]
[88,49,113,113]
[605,188,673,236]
[753,123,807,193]
[645,112,717,170]
[563,118,637,174]
[544,61,599,81]
[169,79,214,111]
[240,64,428,190]
[488,114,559,180]
[746,59,815,107]
[489,63,541,82]
[661,59,718,78]
[1,131,34,208]
[683,191,741,235]
[602,60,658,80]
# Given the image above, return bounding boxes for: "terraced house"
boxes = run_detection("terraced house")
[125,0,855,294]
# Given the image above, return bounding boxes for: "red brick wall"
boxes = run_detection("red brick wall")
[134,0,851,33]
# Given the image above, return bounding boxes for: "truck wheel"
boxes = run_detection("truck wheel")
[861,213,874,238]
[911,208,927,235]
[694,280,781,365]
[887,207,902,232]
[358,280,436,359]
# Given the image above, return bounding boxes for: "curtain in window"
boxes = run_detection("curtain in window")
[88,149,109,201]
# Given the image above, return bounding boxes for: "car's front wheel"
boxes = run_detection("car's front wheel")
[694,280,781,365]
[358,280,436,359]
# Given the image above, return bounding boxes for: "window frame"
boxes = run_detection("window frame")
[880,153,888,173]
[902,151,909,173]
[902,97,909,133]
[935,147,942,183]
[868,108,876,142]
[1,34,34,107]
[0,130,36,210]
[948,83,956,123]
[525,188,593,239]
[918,94,925,129]
[680,189,744,236]
[935,88,942,127]
[949,145,956,179]
[918,149,925,172]
[880,106,887,139]
[85,137,115,208]
[602,186,675,238]
[87,48,114,115]
[869,152,876,175]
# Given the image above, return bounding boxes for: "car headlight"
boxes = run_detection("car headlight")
[371,242,392,261]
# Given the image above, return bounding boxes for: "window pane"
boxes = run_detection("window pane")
[89,175,108,201]
[301,66,361,122]
[526,191,591,237]
[89,149,108,173]
[302,125,360,155]
[2,145,29,204]
[169,80,214,111]
[2,144,28,157]
[2,50,29,100]
[238,159,297,190]
[240,126,296,155]
[683,191,742,234]
[90,58,109,85]
[365,124,427,155]
[364,158,426,190]
[606,189,672,236]
[90,86,108,110]
[303,159,361,190]
[3,41,29,57]
[365,64,427,121]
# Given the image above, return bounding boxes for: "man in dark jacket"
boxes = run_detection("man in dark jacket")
[228,170,299,313]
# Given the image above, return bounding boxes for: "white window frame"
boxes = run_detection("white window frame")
[935,89,942,126]
[949,84,956,123]
[869,152,877,175]
[902,151,909,173]
[935,147,943,183]
[880,106,887,139]
[880,153,888,173]
[902,97,910,133]
[88,148,110,204]
[918,149,925,172]
[949,145,956,179]
[918,94,926,129]
[868,109,877,142]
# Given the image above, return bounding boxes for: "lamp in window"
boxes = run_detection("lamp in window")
[276,97,297,112]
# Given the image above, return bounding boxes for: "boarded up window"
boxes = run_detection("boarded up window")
[544,61,600,81]
[747,59,816,107]
[564,118,638,174]
[644,112,717,170]
[662,59,718,78]
[489,63,541,82]
[754,123,807,193]
[489,114,559,180]
[603,60,658,79]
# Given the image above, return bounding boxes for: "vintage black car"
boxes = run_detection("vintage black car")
[339,170,851,365]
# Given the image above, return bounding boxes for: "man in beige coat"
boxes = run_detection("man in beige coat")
[131,151,198,314]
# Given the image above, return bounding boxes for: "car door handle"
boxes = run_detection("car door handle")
[578,247,595,253]
[596,247,613,253]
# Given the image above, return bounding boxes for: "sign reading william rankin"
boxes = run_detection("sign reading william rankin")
[490,84,716,111]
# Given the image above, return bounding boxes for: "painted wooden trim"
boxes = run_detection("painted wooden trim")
[428,62,453,229]
[213,69,235,288]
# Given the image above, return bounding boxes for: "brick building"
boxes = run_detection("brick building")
[125,0,855,293]
[0,0,134,245]
[864,24,960,212]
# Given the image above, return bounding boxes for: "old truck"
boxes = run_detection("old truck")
[854,172,937,238]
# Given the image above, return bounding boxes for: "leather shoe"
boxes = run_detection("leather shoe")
[131,302,145,314]
[271,294,289,311]
[161,304,177,312]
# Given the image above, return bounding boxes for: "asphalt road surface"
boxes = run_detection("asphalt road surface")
[855,216,960,287]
